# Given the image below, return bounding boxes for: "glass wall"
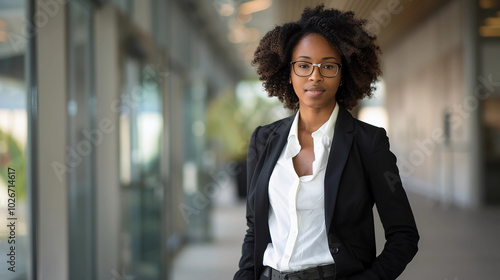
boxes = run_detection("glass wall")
[0,0,31,279]
[119,50,164,280]
[67,0,96,279]
[1,1,245,279]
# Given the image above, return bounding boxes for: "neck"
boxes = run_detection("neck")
[298,104,336,133]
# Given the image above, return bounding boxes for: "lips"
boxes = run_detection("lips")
[305,86,326,97]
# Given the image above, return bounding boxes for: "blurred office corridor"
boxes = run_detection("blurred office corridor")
[0,0,499,280]
[172,197,247,280]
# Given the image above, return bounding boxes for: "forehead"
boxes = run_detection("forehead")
[292,33,340,59]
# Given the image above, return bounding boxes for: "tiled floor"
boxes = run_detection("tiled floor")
[172,192,500,280]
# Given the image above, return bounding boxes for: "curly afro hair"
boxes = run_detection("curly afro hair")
[252,4,382,111]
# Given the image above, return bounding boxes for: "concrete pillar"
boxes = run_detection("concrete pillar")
[36,0,69,278]
[94,4,122,280]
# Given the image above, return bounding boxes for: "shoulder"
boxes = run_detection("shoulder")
[349,116,389,153]
[352,118,386,138]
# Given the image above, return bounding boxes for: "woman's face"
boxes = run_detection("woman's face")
[290,33,342,112]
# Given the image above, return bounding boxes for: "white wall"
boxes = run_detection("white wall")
[383,0,479,207]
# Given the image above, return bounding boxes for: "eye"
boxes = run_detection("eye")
[296,62,311,69]
[322,64,335,69]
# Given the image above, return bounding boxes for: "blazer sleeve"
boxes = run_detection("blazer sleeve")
[234,126,261,280]
[350,128,419,280]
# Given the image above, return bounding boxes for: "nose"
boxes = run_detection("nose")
[309,65,323,81]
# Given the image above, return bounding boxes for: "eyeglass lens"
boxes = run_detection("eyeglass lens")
[293,62,339,77]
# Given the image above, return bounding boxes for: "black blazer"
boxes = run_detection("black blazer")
[234,106,419,280]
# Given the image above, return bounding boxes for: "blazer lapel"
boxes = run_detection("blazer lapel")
[254,114,294,245]
[324,106,355,233]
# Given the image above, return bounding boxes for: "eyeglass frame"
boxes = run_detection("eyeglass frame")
[290,61,342,78]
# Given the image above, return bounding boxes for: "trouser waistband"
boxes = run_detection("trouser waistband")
[262,264,336,280]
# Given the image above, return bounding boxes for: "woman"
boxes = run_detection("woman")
[234,5,419,280]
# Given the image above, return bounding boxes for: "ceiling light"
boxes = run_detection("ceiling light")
[219,4,235,16]
[480,0,500,9]
[485,17,500,26]
[480,25,500,36]
[239,0,272,15]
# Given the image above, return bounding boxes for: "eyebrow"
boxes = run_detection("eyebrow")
[298,56,338,60]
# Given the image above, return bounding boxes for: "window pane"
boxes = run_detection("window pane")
[68,0,95,279]
[119,57,163,279]
[0,0,30,279]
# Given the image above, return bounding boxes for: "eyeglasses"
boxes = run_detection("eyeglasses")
[290,61,342,78]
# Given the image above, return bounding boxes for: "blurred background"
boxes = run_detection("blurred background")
[0,0,499,279]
